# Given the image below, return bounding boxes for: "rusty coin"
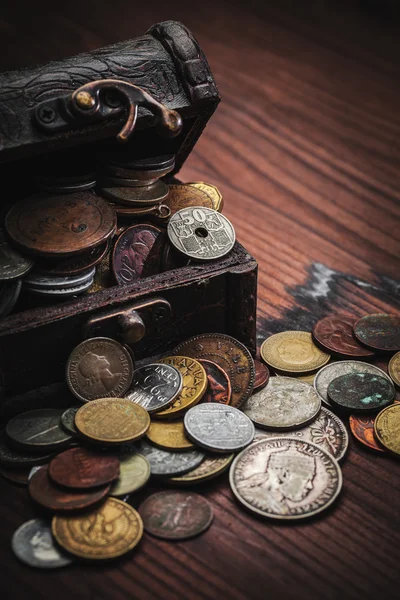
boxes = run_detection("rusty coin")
[312,315,374,358]
[36,241,109,276]
[328,372,395,412]
[48,447,120,489]
[349,414,385,452]
[199,359,231,404]
[112,224,162,285]
[139,491,213,540]
[353,313,400,352]
[253,360,270,392]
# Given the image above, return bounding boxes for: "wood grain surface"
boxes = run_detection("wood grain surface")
[1,1,400,599]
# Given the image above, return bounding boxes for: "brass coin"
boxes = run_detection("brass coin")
[374,404,400,457]
[109,454,151,497]
[186,182,224,212]
[389,352,400,387]
[261,331,330,374]
[52,498,143,559]
[75,398,150,444]
[167,185,213,215]
[146,420,194,451]
[154,357,207,419]
[166,454,234,485]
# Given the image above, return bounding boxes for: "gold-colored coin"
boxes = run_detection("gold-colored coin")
[186,182,224,212]
[261,331,330,374]
[75,398,150,444]
[374,404,400,456]
[167,454,234,485]
[52,497,143,559]
[167,185,213,215]
[389,351,400,387]
[110,454,151,497]
[154,357,207,419]
[146,420,194,451]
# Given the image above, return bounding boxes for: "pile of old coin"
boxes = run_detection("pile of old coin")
[3,312,399,567]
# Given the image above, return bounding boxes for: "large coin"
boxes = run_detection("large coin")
[349,414,385,452]
[136,439,205,476]
[312,315,374,358]
[354,313,400,352]
[184,404,254,453]
[253,407,348,461]
[0,228,34,280]
[111,224,162,284]
[139,491,213,540]
[261,331,330,374]
[48,447,120,489]
[12,519,72,568]
[199,359,231,404]
[6,409,72,452]
[75,398,150,444]
[388,351,400,387]
[109,454,151,497]
[146,420,194,451]
[253,360,270,392]
[172,333,255,408]
[167,207,235,261]
[166,454,234,485]
[327,373,395,412]
[242,377,321,430]
[374,404,400,456]
[0,430,53,468]
[66,337,134,402]
[230,438,342,520]
[35,240,109,276]
[52,498,143,559]
[186,182,224,212]
[167,185,213,215]
[126,363,182,413]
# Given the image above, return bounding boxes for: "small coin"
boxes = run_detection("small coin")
[52,498,143,559]
[172,333,256,408]
[126,363,183,413]
[199,359,232,404]
[48,447,120,489]
[136,439,205,476]
[60,407,79,435]
[327,373,395,412]
[186,182,224,212]
[349,414,385,452]
[242,377,321,430]
[230,438,342,520]
[6,409,72,452]
[0,228,34,280]
[0,466,31,485]
[112,224,162,284]
[109,454,151,497]
[0,279,22,317]
[184,404,254,453]
[166,454,234,485]
[139,491,213,540]
[66,337,134,402]
[34,242,109,276]
[0,430,53,468]
[354,313,400,352]
[388,351,400,387]
[146,420,194,450]
[166,185,213,215]
[12,519,72,568]
[253,360,270,392]
[312,315,374,358]
[374,404,400,456]
[253,407,348,461]
[167,207,235,261]
[261,331,330,374]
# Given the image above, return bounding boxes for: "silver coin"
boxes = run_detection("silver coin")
[0,279,22,317]
[314,360,394,408]
[184,404,254,453]
[25,277,94,296]
[253,407,348,461]
[230,437,342,520]
[28,465,44,480]
[242,377,321,430]
[136,439,205,476]
[0,229,34,280]
[24,267,95,288]
[126,363,183,413]
[109,453,151,497]
[167,206,235,261]
[0,431,53,468]
[12,519,72,568]
[60,407,80,435]
[6,409,72,452]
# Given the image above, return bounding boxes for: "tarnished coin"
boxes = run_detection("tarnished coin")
[49,447,120,489]
[328,373,395,412]
[230,438,342,520]
[75,398,150,444]
[126,363,182,413]
[354,313,400,352]
[12,519,72,568]
[172,333,256,408]
[261,331,330,374]
[184,404,254,453]
[167,184,213,215]
[314,361,393,408]
[139,491,213,540]
[374,404,400,456]
[312,315,374,358]
[253,360,270,392]
[167,207,235,261]
[0,466,30,485]
[242,377,321,430]
[0,430,53,468]
[166,454,234,485]
[66,337,134,402]
[199,359,232,404]
[112,224,162,284]
[0,229,34,280]
[146,420,194,451]
[349,414,385,452]
[60,407,79,435]
[186,182,224,212]
[154,356,207,419]
[136,439,205,477]
[6,409,72,452]
[253,407,348,461]
[35,240,109,276]
[388,351,400,387]
[52,498,143,559]
[109,454,150,497]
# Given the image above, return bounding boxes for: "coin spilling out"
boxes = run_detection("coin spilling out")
[146,420,194,451]
[139,491,213,540]
[155,356,207,419]
[230,438,342,520]
[184,404,254,453]
[0,228,34,281]
[109,454,151,497]
[60,407,80,435]
[48,447,120,489]
[261,331,330,374]
[199,359,232,404]
[12,519,73,568]
[166,454,234,486]
[75,398,150,444]
[253,360,270,392]
[166,185,213,215]
[6,409,72,453]
[353,313,400,352]
[112,224,162,284]
[136,439,205,477]
[186,182,224,212]
[52,498,143,559]
[242,377,321,430]
[327,373,395,412]
[0,430,53,468]
[388,352,400,387]
[374,404,400,456]
[66,337,134,402]
[126,363,183,413]
[349,414,385,452]
[312,315,374,358]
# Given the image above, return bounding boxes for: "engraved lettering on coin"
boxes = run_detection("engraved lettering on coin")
[126,363,182,413]
[167,185,213,215]
[12,519,72,568]
[154,356,207,418]
[327,373,395,412]
[112,224,162,284]
[353,313,400,352]
[261,331,330,374]
[312,315,374,358]
[6,409,72,452]
[186,182,224,212]
[136,439,205,476]
[374,404,400,456]
[0,228,34,280]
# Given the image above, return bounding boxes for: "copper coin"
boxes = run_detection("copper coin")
[166,185,213,215]
[349,414,385,452]
[112,224,162,284]
[312,315,374,358]
[139,491,213,540]
[35,241,109,276]
[48,447,120,489]
[5,192,116,257]
[253,360,270,392]
[0,466,31,485]
[354,313,400,352]
[199,359,231,404]
[29,466,110,512]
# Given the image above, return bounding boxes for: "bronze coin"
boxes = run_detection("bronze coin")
[48,447,120,489]
[35,241,109,276]
[0,466,31,485]
[166,185,213,215]
[353,313,400,352]
[253,360,270,392]
[198,359,231,404]
[312,315,374,358]
[349,414,385,452]
[29,466,110,512]
[111,224,162,284]
[5,192,116,257]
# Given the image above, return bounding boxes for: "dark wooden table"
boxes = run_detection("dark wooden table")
[1,1,399,598]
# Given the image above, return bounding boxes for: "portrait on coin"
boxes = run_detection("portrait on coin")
[78,352,122,394]
[31,530,61,561]
[276,339,317,365]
